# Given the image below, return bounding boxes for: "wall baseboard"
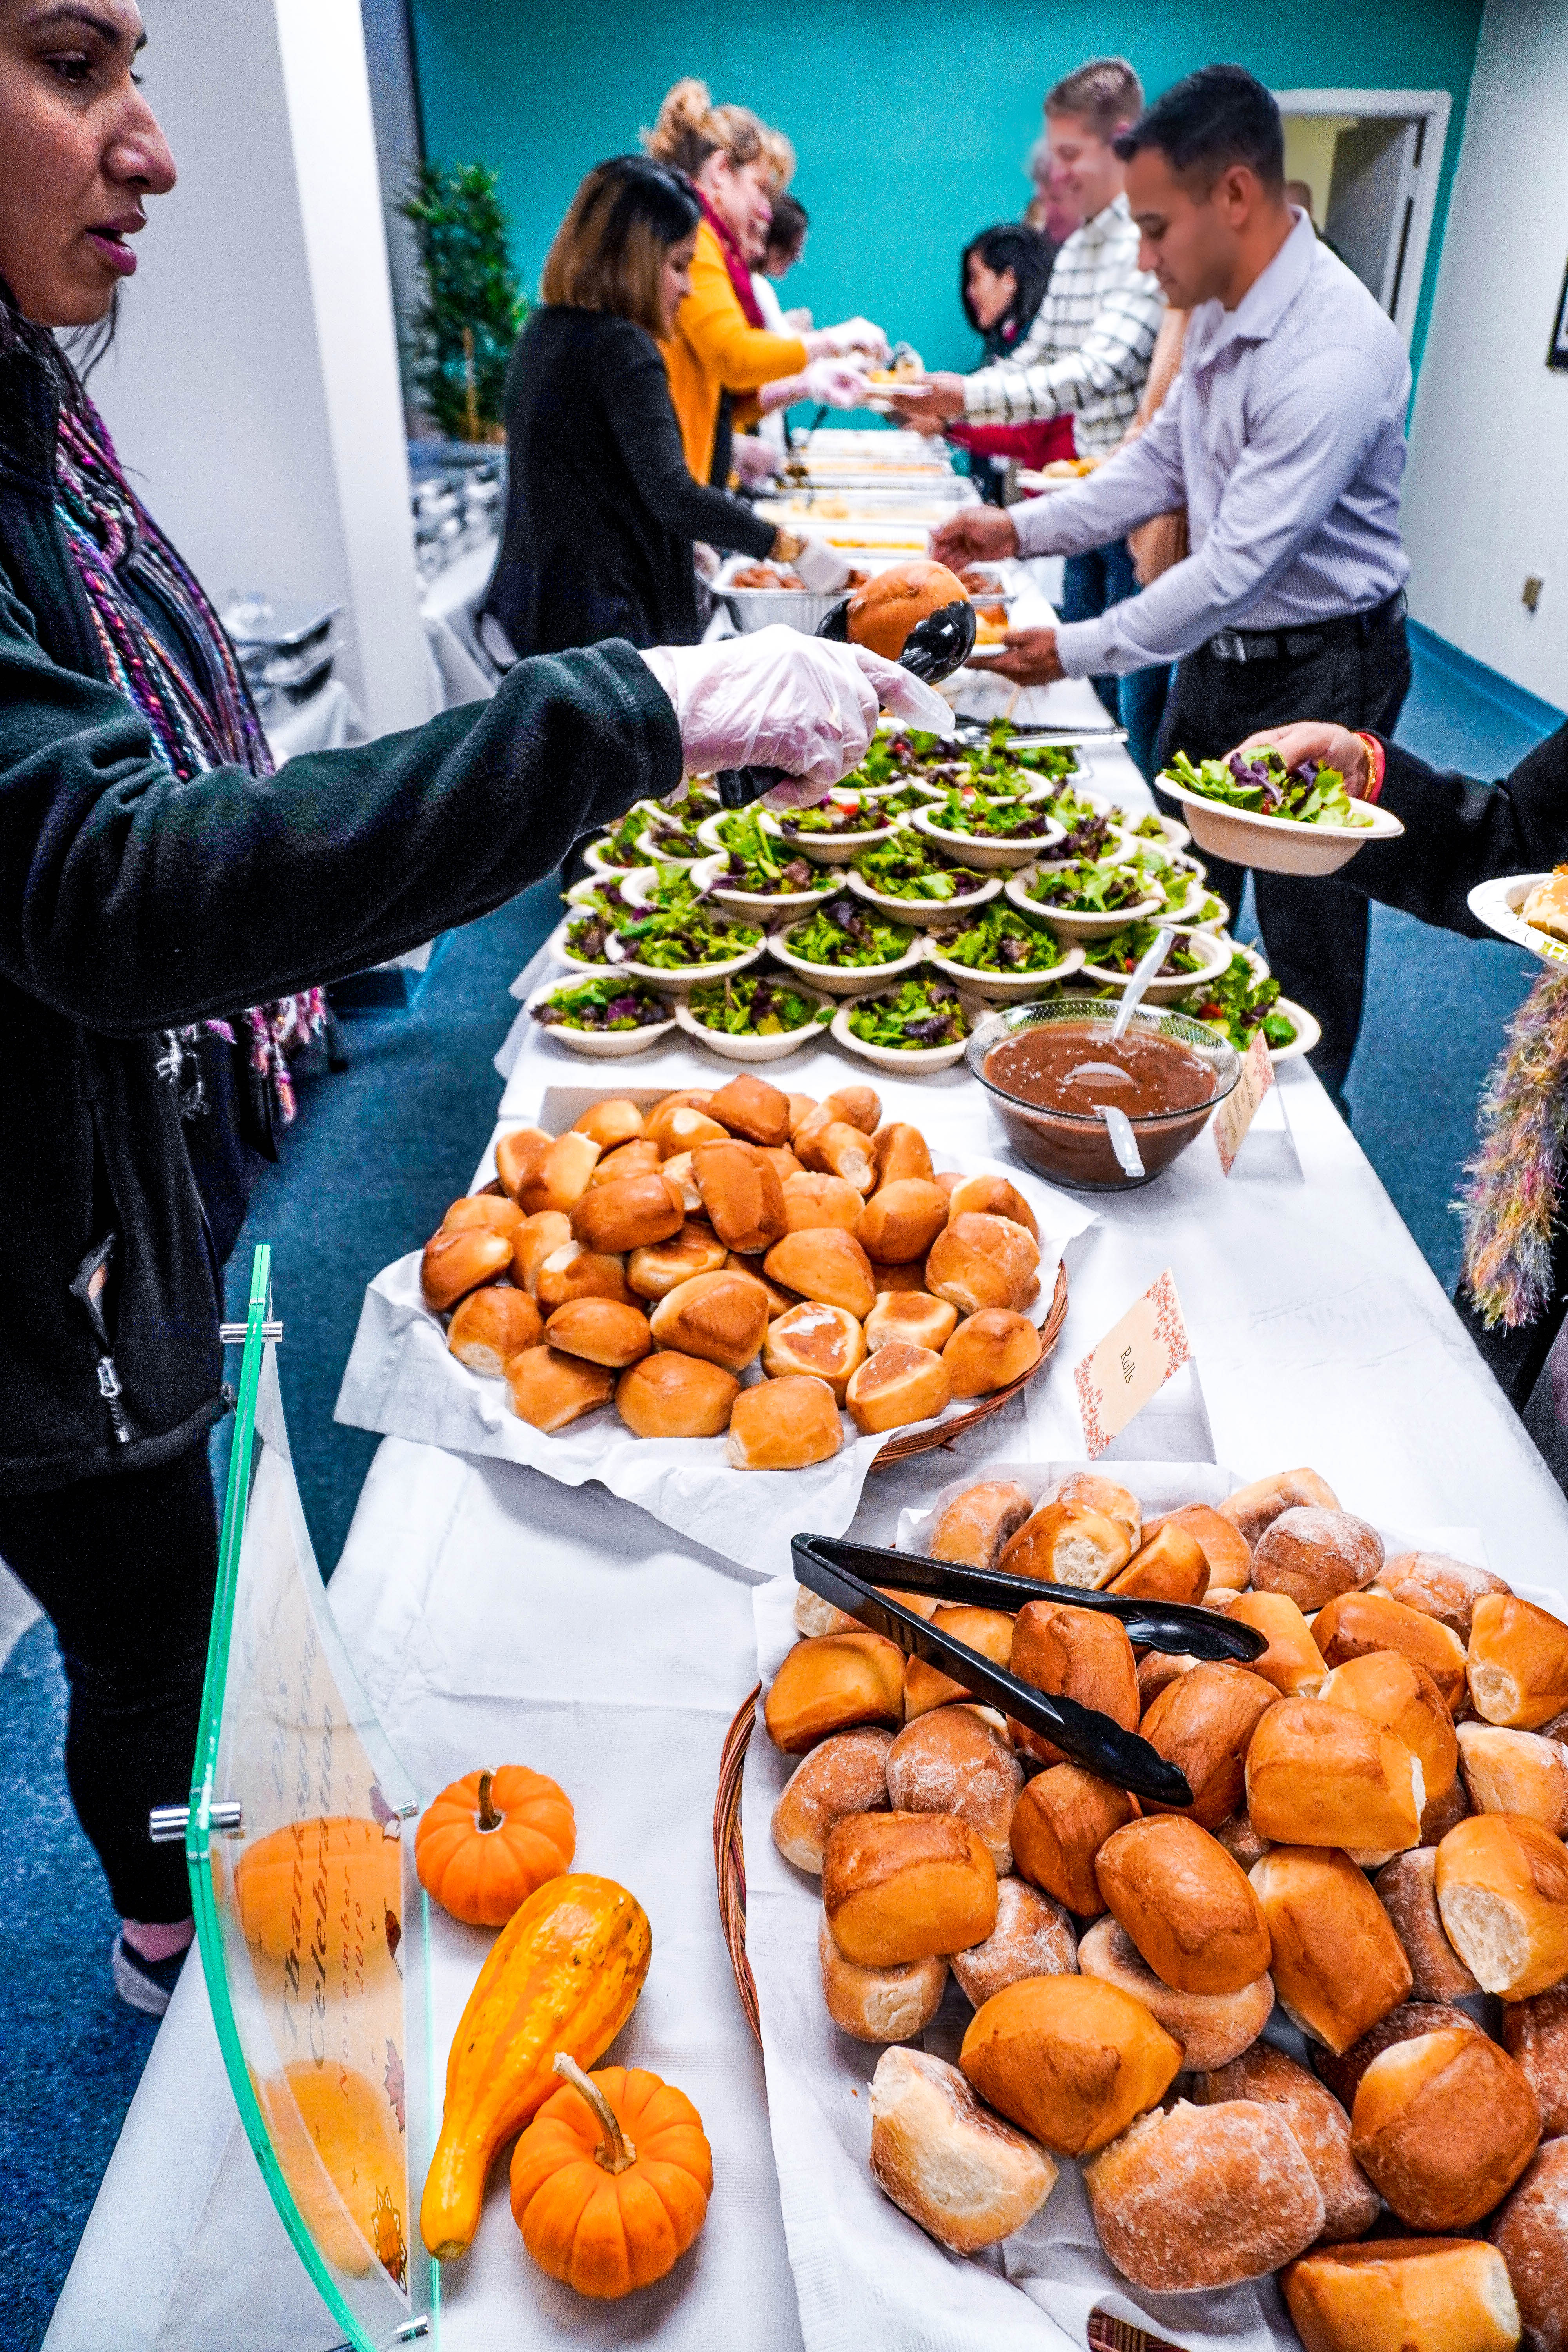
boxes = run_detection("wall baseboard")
[1409,619,1566,736]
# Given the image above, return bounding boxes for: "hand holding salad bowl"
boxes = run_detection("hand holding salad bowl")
[1158,726,1403,876]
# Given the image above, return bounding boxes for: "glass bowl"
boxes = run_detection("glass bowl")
[965,1000,1242,1191]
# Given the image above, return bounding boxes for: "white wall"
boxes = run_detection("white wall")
[1402,0,1568,706]
[93,0,432,736]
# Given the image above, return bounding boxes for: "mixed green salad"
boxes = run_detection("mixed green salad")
[1022,857,1155,915]
[1087,920,1209,979]
[594,804,664,867]
[1129,812,1177,846]
[1162,746,1373,829]
[571,864,699,924]
[534,976,670,1033]
[1149,860,1224,925]
[637,806,707,860]
[771,793,889,840]
[785,897,916,969]
[706,808,831,898]
[852,834,990,904]
[1180,949,1299,1052]
[686,971,831,1038]
[920,788,1059,844]
[846,972,971,1050]
[930,902,1065,975]
[565,902,759,970]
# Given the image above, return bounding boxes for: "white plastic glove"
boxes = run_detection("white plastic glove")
[801,357,871,410]
[730,434,779,487]
[822,316,890,362]
[640,626,953,804]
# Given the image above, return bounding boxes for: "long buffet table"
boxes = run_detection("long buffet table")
[47,679,1568,2352]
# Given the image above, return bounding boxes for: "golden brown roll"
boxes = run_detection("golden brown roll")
[1489,2134,1568,2352]
[1137,1651,1196,1711]
[1011,1763,1135,1916]
[1312,1998,1485,2111]
[944,1171,1040,1239]
[855,1178,951,1264]
[771,1728,892,1871]
[998,1499,1133,1590]
[571,1097,646,1151]
[1146,1502,1252,1589]
[1315,1590,1469,1711]
[865,1290,958,1354]
[1283,2239,1523,2352]
[764,1226,877,1318]
[1377,1549,1513,1641]
[1375,1847,1481,2000]
[624,1218,728,1301]
[822,1808,997,1965]
[950,1877,1078,2006]
[441,1192,524,1240]
[902,1603,1016,1718]
[658,1149,703,1212]
[420,1227,512,1311]
[446,1284,543,1373]
[796,1114,878,1192]
[943,1309,1042,1399]
[647,1269,768,1372]
[759,1142,802,1183]
[1502,1982,1568,2137]
[1008,1598,1139,1767]
[1434,1813,1568,1998]
[1352,2025,1541,2230]
[494,1123,552,1203]
[1323,1651,1459,1804]
[822,1083,881,1135]
[1468,1594,1568,1731]
[541,1297,651,1369]
[887,1706,1022,1873]
[586,1138,661,1187]
[510,1208,571,1294]
[1250,1845,1414,2051]
[845,558,971,661]
[690,1138,787,1255]
[1195,2042,1379,2240]
[1139,1660,1279,1829]
[1218,1465,1341,1546]
[818,1909,947,2042]
[645,1098,726,1156]
[1086,2099,1325,2290]
[1212,1809,1273,1871]
[534,1242,637,1313]
[1250,1504,1385,1610]
[780,1170,865,1233]
[794,1588,858,1639]
[726,1373,844,1471]
[1111,1521,1209,1605]
[1422,1769,1473,1847]
[723,1251,796,1315]
[868,1256,930,1294]
[927,1479,1034,1573]
[1094,1814,1271,1994]
[961,1973,1181,2156]
[706,1071,791,1147]
[871,1121,935,1188]
[1458,1724,1568,1834]
[652,1085,715,1115]
[567,1169,684,1256]
[926,1211,1040,1314]
[517,1130,602,1214]
[764,1630,905,1754]
[845,1340,951,1435]
[613,1349,737,1439]
[1222,1589,1328,1696]
[1245,1695,1424,1857]
[504,1345,615,1432]
[761,1301,866,1401]
[785,1090,817,1136]
[868,2046,1058,2254]
[1076,1916,1274,2069]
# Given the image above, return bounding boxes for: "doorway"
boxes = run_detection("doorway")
[1274,89,1451,345]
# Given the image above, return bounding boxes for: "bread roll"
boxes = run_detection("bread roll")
[927,1479,1034,1573]
[613,1349,737,1438]
[1375,1847,1480,1999]
[504,1345,615,1432]
[760,1143,802,1184]
[518,1131,602,1214]
[943,1309,1042,1400]
[1251,1504,1385,1610]
[1147,1502,1252,1589]
[494,1123,552,1203]
[1077,1916,1274,2069]
[763,1227,877,1320]
[1008,1598,1139,1767]
[785,1090,817,1136]
[811,1083,880,1136]
[869,1256,931,1294]
[572,1097,646,1151]
[534,1243,636,1313]
[1086,2098,1325,2290]
[1011,1764,1136,1916]
[568,1169,684,1256]
[771,1728,891,1871]
[1490,2133,1568,2352]
[1316,1590,1469,1711]
[691,1138,786,1255]
[1245,1696,1424,1856]
[960,1972,1181,2156]
[887,1707,1022,1873]
[1223,1589,1328,1696]
[1218,1465,1340,1546]
[822,1809,997,1965]
[726,1374,843,1471]
[846,1340,951,1435]
[1111,1521,1209,1605]
[648,1269,768,1372]
[624,1219,728,1301]
[1313,1998,1484,2110]
[864,1290,957,1354]
[764,1630,905,1754]
[420,1227,512,1310]
[1435,1813,1568,1998]
[818,1909,947,2043]
[509,1209,572,1295]
[780,1170,864,1233]
[1469,1595,1568,1731]
[645,1099,726,1156]
[1378,1549,1513,1641]
[1283,2239,1523,2352]
[1503,1982,1568,2139]
[926,1212,1040,1314]
[846,558,971,660]
[793,1587,857,1638]
[1212,1810,1272,1871]
[722,1251,794,1316]
[586,1138,661,1187]
[446,1285,543,1374]
[868,2046,1058,2255]
[999,1499,1133,1591]
[1251,1845,1413,2051]
[658,1149,702,1213]
[804,1118,878,1194]
[1094,1814,1271,1994]
[1459,1725,1568,1834]
[903,1603,1016,1718]
[1422,1768,1473,1847]
[872,1121,935,1187]
[855,1179,950,1265]
[944,1171,1040,1239]
[1139,1660,1278,1828]
[1323,1651,1459,1803]
[1196,2042,1379,2240]
[757,1302,863,1400]
[1352,2025,1541,2230]
[541,1297,650,1369]
[951,1877,1077,2006]
[441,1192,524,1240]
[706,1072,790,1148]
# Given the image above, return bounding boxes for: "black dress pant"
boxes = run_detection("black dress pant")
[1154,607,1413,1114]
[0,1443,218,1922]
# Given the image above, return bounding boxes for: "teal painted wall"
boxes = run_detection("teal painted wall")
[407,0,1483,386]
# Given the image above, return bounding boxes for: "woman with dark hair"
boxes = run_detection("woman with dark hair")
[947,222,1073,497]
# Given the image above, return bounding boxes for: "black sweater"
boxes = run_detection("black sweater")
[485,307,775,656]
[0,346,680,1495]
[1342,724,1568,930]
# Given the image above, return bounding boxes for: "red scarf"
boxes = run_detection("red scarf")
[697,191,766,329]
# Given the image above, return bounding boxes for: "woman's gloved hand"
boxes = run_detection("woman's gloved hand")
[758,359,870,416]
[813,317,891,362]
[640,626,953,802]
[730,434,779,487]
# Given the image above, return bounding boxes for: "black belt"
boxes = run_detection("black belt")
[1203,589,1407,665]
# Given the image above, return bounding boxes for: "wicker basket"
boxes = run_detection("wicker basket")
[871,1259,1069,1468]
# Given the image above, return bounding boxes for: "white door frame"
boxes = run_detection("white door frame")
[1274,88,1452,346]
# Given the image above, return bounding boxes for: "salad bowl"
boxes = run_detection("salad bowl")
[1005,859,1163,939]
[1159,748,1404,876]
[757,795,899,866]
[768,898,927,996]
[674,971,835,1063]
[830,973,985,1072]
[549,907,766,991]
[923,902,1086,1002]
[1079,921,1233,1003]
[527,975,679,1057]
[907,800,1065,872]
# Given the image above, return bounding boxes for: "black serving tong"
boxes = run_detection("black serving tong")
[792,1533,1268,1807]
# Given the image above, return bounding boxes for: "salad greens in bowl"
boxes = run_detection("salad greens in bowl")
[1157,745,1403,877]
[1005,855,1163,937]
[633,805,709,865]
[1176,947,1311,1059]
[846,834,1002,926]
[758,791,898,864]
[831,971,980,1071]
[1146,856,1228,930]
[909,790,1065,871]
[693,809,837,911]
[925,901,1084,1000]
[676,969,833,1062]
[769,896,925,996]
[583,802,667,871]
[529,973,677,1056]
[1080,919,1230,1001]
[557,899,764,986]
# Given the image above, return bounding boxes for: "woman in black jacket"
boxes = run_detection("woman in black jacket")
[0,2,911,2013]
[486,155,800,657]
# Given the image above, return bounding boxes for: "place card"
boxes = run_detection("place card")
[1213,1028,1275,1176]
[1074,1269,1193,1457]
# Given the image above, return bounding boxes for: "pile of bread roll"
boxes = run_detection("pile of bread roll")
[418,1073,1047,1470]
[765,1464,1568,2350]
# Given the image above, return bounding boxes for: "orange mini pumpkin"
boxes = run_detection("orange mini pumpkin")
[415,1767,575,1927]
[511,2054,713,2298]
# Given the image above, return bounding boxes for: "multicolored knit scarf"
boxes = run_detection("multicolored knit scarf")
[1457,963,1568,1327]
[53,398,323,1120]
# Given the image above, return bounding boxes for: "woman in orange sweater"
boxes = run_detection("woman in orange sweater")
[643,79,887,484]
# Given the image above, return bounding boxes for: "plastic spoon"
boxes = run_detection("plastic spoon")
[1110,924,1175,1042]
[1098,1103,1145,1181]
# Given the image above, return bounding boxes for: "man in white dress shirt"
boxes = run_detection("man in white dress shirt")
[933,65,1413,1114]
